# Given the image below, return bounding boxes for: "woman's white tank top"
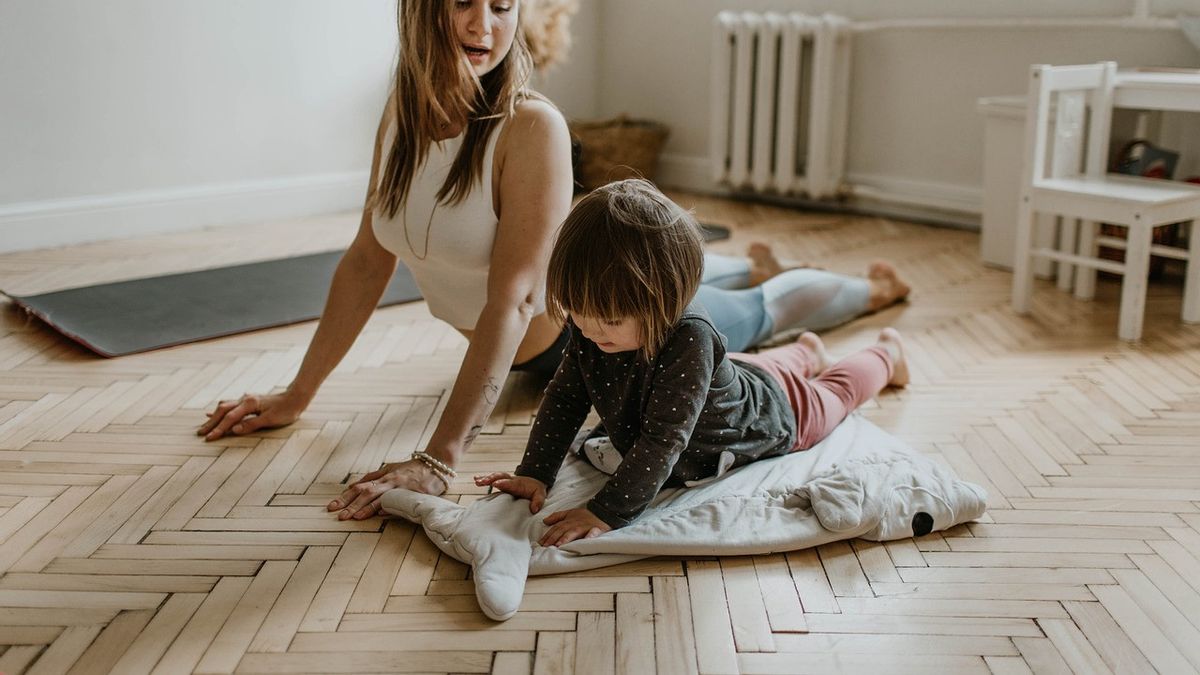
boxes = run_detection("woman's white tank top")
[372,119,531,330]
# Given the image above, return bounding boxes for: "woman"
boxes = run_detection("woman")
[198,0,909,521]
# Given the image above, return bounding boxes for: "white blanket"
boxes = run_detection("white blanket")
[382,415,986,620]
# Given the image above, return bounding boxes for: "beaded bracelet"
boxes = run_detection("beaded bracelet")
[412,451,455,492]
[413,451,457,477]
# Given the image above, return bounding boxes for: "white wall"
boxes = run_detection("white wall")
[4,1,1197,253]
[533,0,601,120]
[0,0,397,253]
[582,0,1200,223]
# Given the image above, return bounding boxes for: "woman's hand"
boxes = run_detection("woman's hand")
[474,472,547,513]
[197,391,308,441]
[539,508,611,547]
[327,459,448,521]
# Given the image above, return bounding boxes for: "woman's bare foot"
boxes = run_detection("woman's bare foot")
[797,331,833,376]
[876,327,910,388]
[747,242,819,286]
[747,242,786,286]
[866,261,911,312]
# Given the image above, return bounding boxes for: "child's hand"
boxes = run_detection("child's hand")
[474,472,547,513]
[539,508,611,547]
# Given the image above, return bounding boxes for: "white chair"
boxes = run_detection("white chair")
[1011,62,1200,341]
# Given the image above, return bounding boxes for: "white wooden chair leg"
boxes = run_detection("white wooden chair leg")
[1034,213,1056,278]
[1118,225,1152,341]
[1012,196,1037,314]
[1057,216,1076,292]
[1074,219,1097,300]
[1184,220,1200,324]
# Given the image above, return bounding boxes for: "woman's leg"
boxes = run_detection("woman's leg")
[701,253,753,290]
[701,244,790,290]
[697,267,874,351]
[731,329,907,450]
[760,268,872,334]
[694,285,772,352]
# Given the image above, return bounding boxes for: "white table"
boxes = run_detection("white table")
[1114,70,1200,113]
[978,69,1200,271]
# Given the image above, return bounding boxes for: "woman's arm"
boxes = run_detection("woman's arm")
[199,100,397,441]
[332,98,574,518]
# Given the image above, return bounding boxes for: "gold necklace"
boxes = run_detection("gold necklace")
[402,199,438,261]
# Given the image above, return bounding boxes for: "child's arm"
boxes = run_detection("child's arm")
[512,334,592,489]
[473,472,548,513]
[585,321,718,529]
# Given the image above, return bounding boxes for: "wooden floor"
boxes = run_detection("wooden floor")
[1,193,1199,675]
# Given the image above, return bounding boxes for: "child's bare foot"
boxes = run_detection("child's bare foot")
[866,261,912,312]
[797,331,833,376]
[876,328,910,387]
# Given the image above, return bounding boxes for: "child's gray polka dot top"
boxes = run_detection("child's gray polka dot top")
[515,302,797,529]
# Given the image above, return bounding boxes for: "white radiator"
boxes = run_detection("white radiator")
[710,12,853,200]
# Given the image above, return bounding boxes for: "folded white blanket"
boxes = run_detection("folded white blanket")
[382,415,986,620]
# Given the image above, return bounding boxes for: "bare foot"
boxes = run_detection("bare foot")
[866,261,912,312]
[746,242,819,284]
[876,328,910,388]
[797,331,833,376]
[746,242,787,287]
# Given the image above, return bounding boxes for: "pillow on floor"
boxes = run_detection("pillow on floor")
[381,414,986,620]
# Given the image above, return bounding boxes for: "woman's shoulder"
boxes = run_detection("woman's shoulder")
[513,91,566,124]
[501,94,569,146]
[493,93,571,179]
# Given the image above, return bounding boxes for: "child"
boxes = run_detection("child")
[474,179,909,547]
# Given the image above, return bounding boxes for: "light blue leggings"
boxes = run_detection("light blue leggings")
[697,253,871,352]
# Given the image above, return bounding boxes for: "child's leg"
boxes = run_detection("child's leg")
[730,331,832,379]
[733,330,905,450]
[798,329,907,447]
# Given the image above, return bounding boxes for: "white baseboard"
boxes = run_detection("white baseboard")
[656,152,982,228]
[845,171,982,217]
[2,160,985,254]
[0,171,370,254]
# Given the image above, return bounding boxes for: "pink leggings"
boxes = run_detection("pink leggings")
[731,342,894,451]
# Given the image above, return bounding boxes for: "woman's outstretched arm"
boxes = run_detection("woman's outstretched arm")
[330,98,573,519]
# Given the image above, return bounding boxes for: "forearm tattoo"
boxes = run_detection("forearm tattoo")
[483,376,501,405]
[462,377,501,446]
[464,424,483,446]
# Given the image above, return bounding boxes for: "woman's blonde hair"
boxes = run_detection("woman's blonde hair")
[372,0,535,218]
[547,179,704,360]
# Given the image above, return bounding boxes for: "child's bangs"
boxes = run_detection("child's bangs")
[552,254,650,322]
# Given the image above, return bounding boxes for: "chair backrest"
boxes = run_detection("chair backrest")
[1022,62,1117,189]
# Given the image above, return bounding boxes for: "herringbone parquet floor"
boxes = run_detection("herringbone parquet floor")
[1,193,1199,674]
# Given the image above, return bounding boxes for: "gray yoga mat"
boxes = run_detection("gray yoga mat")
[3,251,423,357]
[3,224,732,358]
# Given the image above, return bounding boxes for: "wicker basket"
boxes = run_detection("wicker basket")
[570,115,669,190]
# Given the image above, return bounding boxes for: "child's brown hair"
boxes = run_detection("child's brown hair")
[546,179,704,359]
